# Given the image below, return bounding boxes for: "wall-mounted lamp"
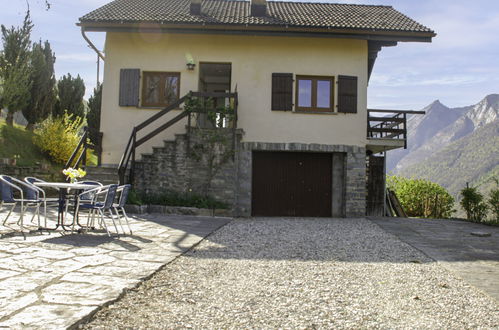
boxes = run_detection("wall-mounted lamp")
[186,60,196,71]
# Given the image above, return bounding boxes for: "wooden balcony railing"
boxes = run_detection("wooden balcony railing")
[367,109,425,149]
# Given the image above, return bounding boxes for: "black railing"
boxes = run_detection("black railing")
[118,91,238,185]
[367,109,425,149]
[65,126,89,176]
[65,127,103,180]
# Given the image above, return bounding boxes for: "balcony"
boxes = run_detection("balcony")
[367,109,425,154]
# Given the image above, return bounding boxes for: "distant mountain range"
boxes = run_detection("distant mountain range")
[387,94,499,201]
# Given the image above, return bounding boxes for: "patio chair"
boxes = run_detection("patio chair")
[25,177,60,203]
[74,184,120,237]
[112,184,132,235]
[0,175,44,230]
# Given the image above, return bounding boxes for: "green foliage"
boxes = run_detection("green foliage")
[22,40,56,130]
[185,95,235,195]
[0,118,51,166]
[487,179,499,224]
[127,190,228,209]
[0,11,33,126]
[460,185,488,222]
[399,121,499,204]
[33,112,84,164]
[387,176,455,218]
[87,84,102,146]
[53,73,85,118]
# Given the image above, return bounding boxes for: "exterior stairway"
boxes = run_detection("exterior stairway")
[84,166,120,185]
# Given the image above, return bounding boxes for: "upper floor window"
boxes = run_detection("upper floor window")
[142,72,180,107]
[295,76,334,112]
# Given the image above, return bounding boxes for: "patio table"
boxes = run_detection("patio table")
[33,182,98,231]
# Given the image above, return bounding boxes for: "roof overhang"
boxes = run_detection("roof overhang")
[77,21,436,43]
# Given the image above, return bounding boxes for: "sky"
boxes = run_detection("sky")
[1,0,498,109]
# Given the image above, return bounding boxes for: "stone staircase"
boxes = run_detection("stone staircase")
[84,166,120,185]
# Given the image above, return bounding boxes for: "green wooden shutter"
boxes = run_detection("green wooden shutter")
[337,75,358,113]
[119,69,140,106]
[272,73,293,111]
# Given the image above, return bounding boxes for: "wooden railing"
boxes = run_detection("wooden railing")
[118,91,238,185]
[367,109,425,149]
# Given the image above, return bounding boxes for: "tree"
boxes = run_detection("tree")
[0,12,33,126]
[87,83,102,146]
[54,73,85,118]
[22,40,56,130]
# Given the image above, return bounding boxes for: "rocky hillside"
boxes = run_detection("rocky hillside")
[388,94,499,198]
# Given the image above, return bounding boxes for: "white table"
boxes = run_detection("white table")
[34,182,101,230]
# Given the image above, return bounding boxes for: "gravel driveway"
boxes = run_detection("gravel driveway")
[84,218,499,329]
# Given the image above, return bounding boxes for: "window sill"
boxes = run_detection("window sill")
[293,110,337,115]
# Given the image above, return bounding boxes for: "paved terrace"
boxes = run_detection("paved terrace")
[0,210,230,329]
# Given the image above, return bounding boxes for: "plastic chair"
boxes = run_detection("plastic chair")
[0,175,44,230]
[74,184,120,236]
[113,184,132,235]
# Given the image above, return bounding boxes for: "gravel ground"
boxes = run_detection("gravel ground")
[84,218,499,329]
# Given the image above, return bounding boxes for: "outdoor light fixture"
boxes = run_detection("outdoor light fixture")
[186,61,196,70]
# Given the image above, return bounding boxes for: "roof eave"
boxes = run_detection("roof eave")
[77,21,436,42]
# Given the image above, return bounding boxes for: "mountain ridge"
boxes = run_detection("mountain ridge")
[388,93,499,202]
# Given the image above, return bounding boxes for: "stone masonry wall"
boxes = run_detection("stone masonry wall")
[134,128,243,209]
[235,142,366,217]
[135,136,366,217]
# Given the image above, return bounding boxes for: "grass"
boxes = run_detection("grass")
[0,118,98,168]
[0,118,53,167]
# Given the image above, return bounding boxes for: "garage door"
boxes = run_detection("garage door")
[252,151,334,217]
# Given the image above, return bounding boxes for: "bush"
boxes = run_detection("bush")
[387,176,454,218]
[33,112,83,164]
[487,180,499,223]
[128,190,228,209]
[460,185,488,223]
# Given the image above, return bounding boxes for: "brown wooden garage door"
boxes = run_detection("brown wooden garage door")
[252,151,333,217]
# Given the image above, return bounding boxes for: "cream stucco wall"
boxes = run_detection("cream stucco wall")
[100,31,368,164]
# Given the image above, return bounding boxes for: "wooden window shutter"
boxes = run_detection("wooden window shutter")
[272,73,293,111]
[337,75,358,113]
[119,69,140,106]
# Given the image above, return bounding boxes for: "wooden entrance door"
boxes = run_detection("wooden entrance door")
[251,151,333,217]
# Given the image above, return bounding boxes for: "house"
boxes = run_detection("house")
[78,0,435,217]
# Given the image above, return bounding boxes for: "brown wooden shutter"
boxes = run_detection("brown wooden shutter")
[337,75,358,113]
[272,73,293,111]
[119,69,140,106]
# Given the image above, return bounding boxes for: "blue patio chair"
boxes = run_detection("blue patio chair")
[74,184,120,237]
[25,177,61,228]
[0,175,44,230]
[112,184,132,235]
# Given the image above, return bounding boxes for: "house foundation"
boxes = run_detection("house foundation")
[135,132,366,218]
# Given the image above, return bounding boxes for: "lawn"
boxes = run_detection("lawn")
[0,118,97,167]
[0,118,52,167]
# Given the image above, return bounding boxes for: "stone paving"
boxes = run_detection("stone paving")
[370,217,499,302]
[0,209,231,329]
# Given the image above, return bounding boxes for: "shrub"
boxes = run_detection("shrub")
[33,112,83,164]
[387,176,454,218]
[460,185,488,222]
[488,180,499,223]
[128,190,228,209]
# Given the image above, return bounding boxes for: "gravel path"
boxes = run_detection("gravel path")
[84,218,499,329]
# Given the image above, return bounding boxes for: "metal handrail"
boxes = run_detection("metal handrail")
[65,127,89,171]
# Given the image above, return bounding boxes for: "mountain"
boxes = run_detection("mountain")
[388,94,499,202]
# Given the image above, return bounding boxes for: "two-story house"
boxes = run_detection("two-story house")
[78,0,435,217]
